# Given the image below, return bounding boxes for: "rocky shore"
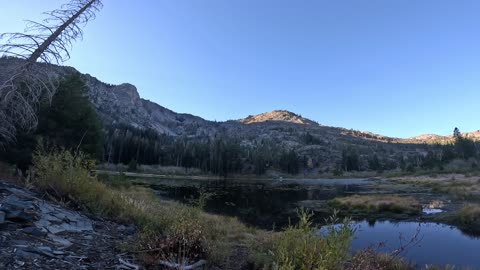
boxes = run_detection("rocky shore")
[0,181,139,269]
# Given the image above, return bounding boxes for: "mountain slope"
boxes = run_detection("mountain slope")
[77,71,434,169]
[1,58,466,171]
[82,73,215,137]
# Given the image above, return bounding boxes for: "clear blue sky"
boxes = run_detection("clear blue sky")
[1,0,479,138]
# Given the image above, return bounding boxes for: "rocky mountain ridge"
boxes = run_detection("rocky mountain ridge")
[81,73,213,137]
[2,58,476,170]
[1,56,470,143]
[409,131,480,143]
[80,73,470,144]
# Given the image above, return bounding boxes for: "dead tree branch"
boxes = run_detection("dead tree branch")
[0,0,103,146]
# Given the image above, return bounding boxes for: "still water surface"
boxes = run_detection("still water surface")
[349,221,480,268]
[147,178,369,228]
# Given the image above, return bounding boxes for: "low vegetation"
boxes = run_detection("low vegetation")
[32,148,262,267]
[267,209,353,270]
[393,174,480,199]
[346,249,412,270]
[329,195,421,216]
[453,204,480,235]
[30,148,361,269]
[3,148,461,269]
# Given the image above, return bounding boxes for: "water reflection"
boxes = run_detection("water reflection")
[147,178,368,229]
[348,221,480,268]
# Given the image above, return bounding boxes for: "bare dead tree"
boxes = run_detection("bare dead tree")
[0,0,103,146]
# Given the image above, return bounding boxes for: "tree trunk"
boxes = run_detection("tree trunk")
[27,0,97,64]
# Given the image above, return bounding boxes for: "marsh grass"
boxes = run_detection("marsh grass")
[97,172,132,189]
[457,204,480,227]
[395,175,480,200]
[330,195,421,215]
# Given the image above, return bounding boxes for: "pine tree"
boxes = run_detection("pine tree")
[37,73,103,158]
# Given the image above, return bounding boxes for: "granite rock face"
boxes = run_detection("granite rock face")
[82,72,214,137]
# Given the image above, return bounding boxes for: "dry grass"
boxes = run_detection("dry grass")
[97,163,203,176]
[347,249,413,270]
[457,204,480,226]
[330,195,421,215]
[392,174,480,199]
[32,149,265,268]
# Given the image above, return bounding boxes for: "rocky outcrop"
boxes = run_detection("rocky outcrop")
[81,73,212,136]
[239,110,319,125]
[0,181,137,269]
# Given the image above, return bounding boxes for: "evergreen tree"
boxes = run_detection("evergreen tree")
[0,73,103,169]
[340,148,360,171]
[454,137,477,159]
[279,150,300,174]
[37,73,103,158]
[368,154,381,171]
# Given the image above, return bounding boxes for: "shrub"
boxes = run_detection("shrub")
[268,209,353,270]
[347,248,413,270]
[32,147,141,222]
[134,218,206,267]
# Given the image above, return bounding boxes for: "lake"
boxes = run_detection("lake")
[142,177,480,268]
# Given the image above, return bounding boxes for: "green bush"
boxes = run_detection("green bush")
[32,147,139,221]
[268,209,353,270]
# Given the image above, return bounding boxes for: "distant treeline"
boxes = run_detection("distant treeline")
[337,135,478,174]
[1,73,478,176]
[103,124,300,176]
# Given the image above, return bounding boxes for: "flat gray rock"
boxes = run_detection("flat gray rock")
[47,234,73,248]
[22,227,47,237]
[35,201,93,234]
